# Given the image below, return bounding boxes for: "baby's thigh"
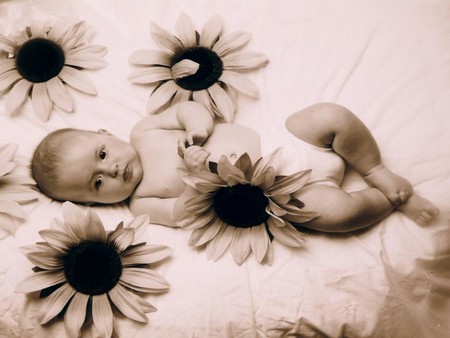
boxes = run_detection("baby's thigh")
[295,185,365,232]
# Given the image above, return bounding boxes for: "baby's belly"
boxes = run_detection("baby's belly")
[133,130,186,198]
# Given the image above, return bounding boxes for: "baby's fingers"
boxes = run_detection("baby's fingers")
[177,137,189,158]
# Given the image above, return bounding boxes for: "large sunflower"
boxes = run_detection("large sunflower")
[0,143,38,238]
[129,13,269,122]
[0,21,107,121]
[176,148,318,265]
[16,202,171,338]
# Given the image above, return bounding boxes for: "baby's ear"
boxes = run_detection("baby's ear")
[97,129,112,135]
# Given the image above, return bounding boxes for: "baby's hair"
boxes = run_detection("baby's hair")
[32,128,88,199]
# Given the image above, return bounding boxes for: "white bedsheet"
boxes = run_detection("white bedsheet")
[0,0,449,337]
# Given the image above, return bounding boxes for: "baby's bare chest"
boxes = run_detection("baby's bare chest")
[133,130,186,198]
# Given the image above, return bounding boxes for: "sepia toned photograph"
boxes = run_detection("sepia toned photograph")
[0,0,449,337]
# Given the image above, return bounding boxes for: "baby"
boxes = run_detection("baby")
[32,101,439,232]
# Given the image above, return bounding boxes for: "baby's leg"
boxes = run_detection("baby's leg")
[286,103,413,204]
[292,184,394,233]
[397,194,439,226]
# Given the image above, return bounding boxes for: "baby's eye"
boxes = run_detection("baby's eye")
[99,148,107,160]
[95,177,103,190]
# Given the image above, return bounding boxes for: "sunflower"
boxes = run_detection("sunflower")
[15,202,171,338]
[129,13,269,122]
[0,143,39,238]
[0,21,107,121]
[176,148,319,265]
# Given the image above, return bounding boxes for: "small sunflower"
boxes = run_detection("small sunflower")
[0,143,38,238]
[129,13,269,122]
[16,202,171,338]
[0,21,107,121]
[176,148,318,265]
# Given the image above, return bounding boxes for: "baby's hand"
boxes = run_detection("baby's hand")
[178,128,210,158]
[183,145,210,173]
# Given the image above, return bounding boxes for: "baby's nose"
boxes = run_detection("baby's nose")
[108,163,119,177]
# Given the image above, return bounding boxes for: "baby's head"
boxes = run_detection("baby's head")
[32,128,143,204]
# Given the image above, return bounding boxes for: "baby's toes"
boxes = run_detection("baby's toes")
[399,190,412,202]
[387,193,402,205]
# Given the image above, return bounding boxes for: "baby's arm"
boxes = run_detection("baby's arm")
[132,101,214,145]
[130,196,179,227]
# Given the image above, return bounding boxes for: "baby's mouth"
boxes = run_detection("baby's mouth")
[123,164,129,182]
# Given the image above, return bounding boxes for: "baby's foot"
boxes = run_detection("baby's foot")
[364,164,413,205]
[397,194,439,226]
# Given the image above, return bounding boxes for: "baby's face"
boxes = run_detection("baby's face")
[54,130,143,204]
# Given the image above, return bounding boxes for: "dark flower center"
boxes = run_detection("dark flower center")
[64,241,122,295]
[213,184,269,228]
[15,38,65,83]
[172,47,223,91]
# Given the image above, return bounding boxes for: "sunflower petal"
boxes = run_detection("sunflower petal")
[64,54,107,69]
[58,66,97,95]
[121,244,172,266]
[172,87,191,104]
[15,270,66,293]
[171,59,199,79]
[92,294,113,338]
[213,31,251,56]
[60,21,88,51]
[206,222,234,261]
[0,69,22,92]
[26,250,62,270]
[150,21,183,54]
[84,209,106,242]
[0,199,26,219]
[177,210,216,230]
[222,51,269,71]
[192,89,214,115]
[146,80,178,114]
[230,227,252,265]
[31,82,52,121]
[38,283,76,324]
[175,13,197,48]
[252,166,275,189]
[219,70,260,98]
[128,66,172,84]
[267,169,312,196]
[64,292,89,338]
[29,22,49,38]
[0,213,18,237]
[108,228,135,253]
[200,15,223,48]
[207,83,235,122]
[0,35,18,53]
[108,283,148,322]
[251,148,282,184]
[250,225,270,263]
[129,49,172,66]
[0,59,16,74]
[0,143,17,161]
[72,44,108,57]
[268,218,307,247]
[120,267,170,293]
[61,202,87,240]
[0,185,38,202]
[188,221,223,247]
[39,229,77,253]
[216,155,246,184]
[46,77,73,112]
[262,239,273,265]
[135,296,157,313]
[5,79,33,116]
[233,153,253,178]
